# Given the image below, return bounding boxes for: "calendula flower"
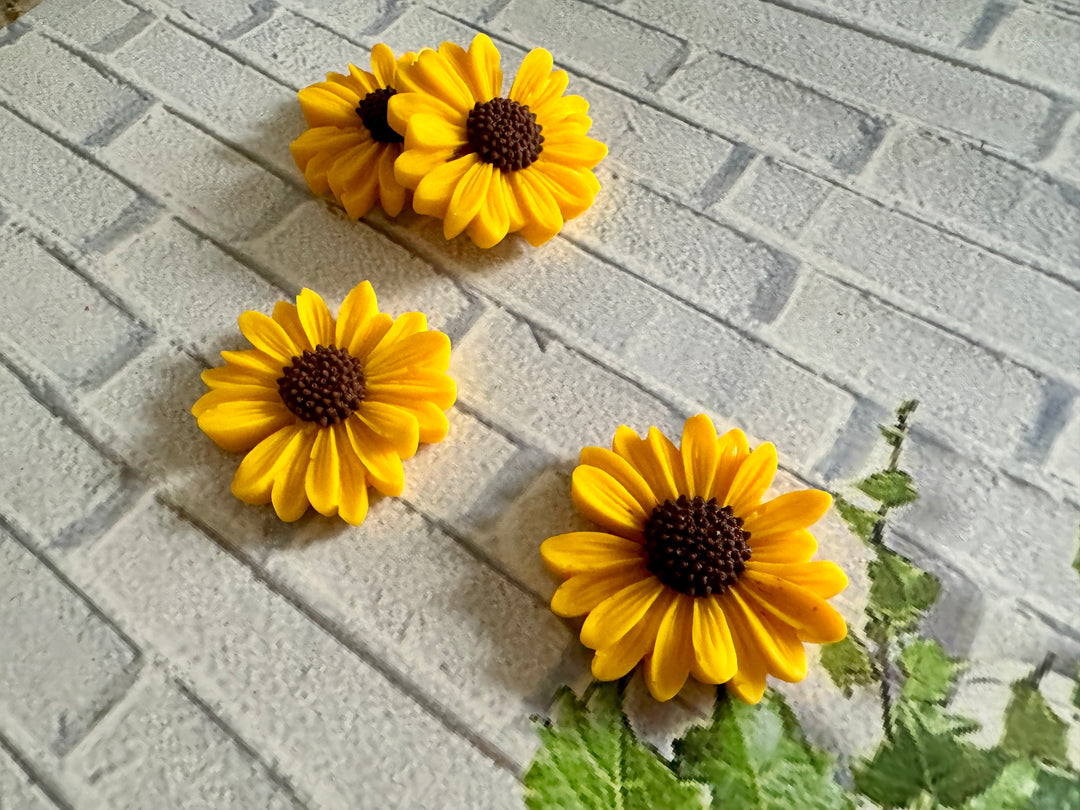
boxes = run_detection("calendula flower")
[291,44,415,218]
[541,415,848,703]
[387,34,607,248]
[192,282,455,525]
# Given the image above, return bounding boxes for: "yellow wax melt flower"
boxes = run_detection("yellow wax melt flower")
[388,33,607,248]
[192,282,456,525]
[291,44,415,218]
[541,415,848,703]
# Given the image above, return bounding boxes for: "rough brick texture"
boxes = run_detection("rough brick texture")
[2,0,1079,802]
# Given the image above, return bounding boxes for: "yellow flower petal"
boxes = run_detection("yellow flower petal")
[305,424,342,517]
[345,418,405,497]
[611,425,684,503]
[467,167,513,248]
[439,35,502,103]
[192,383,280,417]
[366,330,451,379]
[334,423,370,526]
[726,587,806,683]
[377,146,407,217]
[413,154,478,220]
[389,94,467,146]
[231,423,305,504]
[571,465,649,541]
[537,135,608,169]
[271,302,313,357]
[644,594,695,701]
[271,425,317,522]
[297,84,362,129]
[691,596,737,685]
[195,398,294,453]
[745,561,848,600]
[550,562,649,617]
[540,531,646,578]
[739,571,848,644]
[291,128,367,194]
[579,446,659,515]
[590,589,674,681]
[342,65,376,96]
[365,370,457,411]
[238,311,300,365]
[680,414,720,499]
[296,288,336,348]
[724,442,777,515]
[401,113,468,152]
[370,43,397,88]
[509,168,564,246]
[204,350,282,390]
[742,490,832,538]
[356,400,420,460]
[444,159,493,240]
[579,575,664,650]
[396,46,475,113]
[328,140,382,219]
[721,596,768,704]
[529,162,601,222]
[335,281,378,355]
[746,529,818,564]
[508,48,554,109]
[708,428,750,505]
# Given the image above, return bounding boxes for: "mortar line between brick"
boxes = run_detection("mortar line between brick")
[758,0,1074,101]
[171,679,314,809]
[0,730,76,810]
[164,499,526,779]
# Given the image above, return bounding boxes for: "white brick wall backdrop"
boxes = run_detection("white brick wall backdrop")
[1,0,1078,806]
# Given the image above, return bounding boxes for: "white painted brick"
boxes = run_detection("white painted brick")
[966,595,1080,671]
[0,32,146,144]
[660,51,881,173]
[769,273,1049,460]
[0,106,139,244]
[0,748,56,810]
[868,128,1080,280]
[620,0,1055,157]
[264,497,570,767]
[0,225,144,386]
[79,341,296,549]
[491,0,682,89]
[68,674,302,810]
[722,158,833,238]
[814,0,985,48]
[277,0,390,37]
[451,306,682,457]
[243,202,472,333]
[27,0,146,51]
[802,189,1080,376]
[1047,112,1080,185]
[0,365,125,546]
[402,408,523,535]
[1048,400,1080,490]
[379,215,852,463]
[232,9,363,89]
[375,4,516,60]
[76,501,521,810]
[563,170,797,326]
[412,0,494,24]
[113,22,299,173]
[984,7,1080,93]
[104,218,282,362]
[103,108,298,241]
[0,529,138,756]
[155,0,266,36]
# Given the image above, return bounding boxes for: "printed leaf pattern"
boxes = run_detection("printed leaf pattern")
[834,496,879,544]
[524,683,704,810]
[1000,678,1070,768]
[857,470,918,508]
[820,633,875,694]
[900,640,960,704]
[674,692,854,810]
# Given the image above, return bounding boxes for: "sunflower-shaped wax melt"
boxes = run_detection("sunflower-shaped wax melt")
[388,34,607,247]
[192,282,455,525]
[542,415,849,702]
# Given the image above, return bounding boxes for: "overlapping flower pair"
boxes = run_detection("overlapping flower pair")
[290,35,607,248]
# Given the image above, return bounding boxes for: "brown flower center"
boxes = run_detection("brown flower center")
[465,97,543,172]
[277,345,366,427]
[356,87,404,144]
[643,495,752,597]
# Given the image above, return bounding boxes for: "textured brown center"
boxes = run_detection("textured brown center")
[643,495,752,597]
[277,345,366,427]
[356,87,404,144]
[465,97,543,171]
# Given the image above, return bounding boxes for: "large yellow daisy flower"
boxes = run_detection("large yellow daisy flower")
[541,415,848,703]
[388,34,607,248]
[192,282,456,525]
[290,44,415,219]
